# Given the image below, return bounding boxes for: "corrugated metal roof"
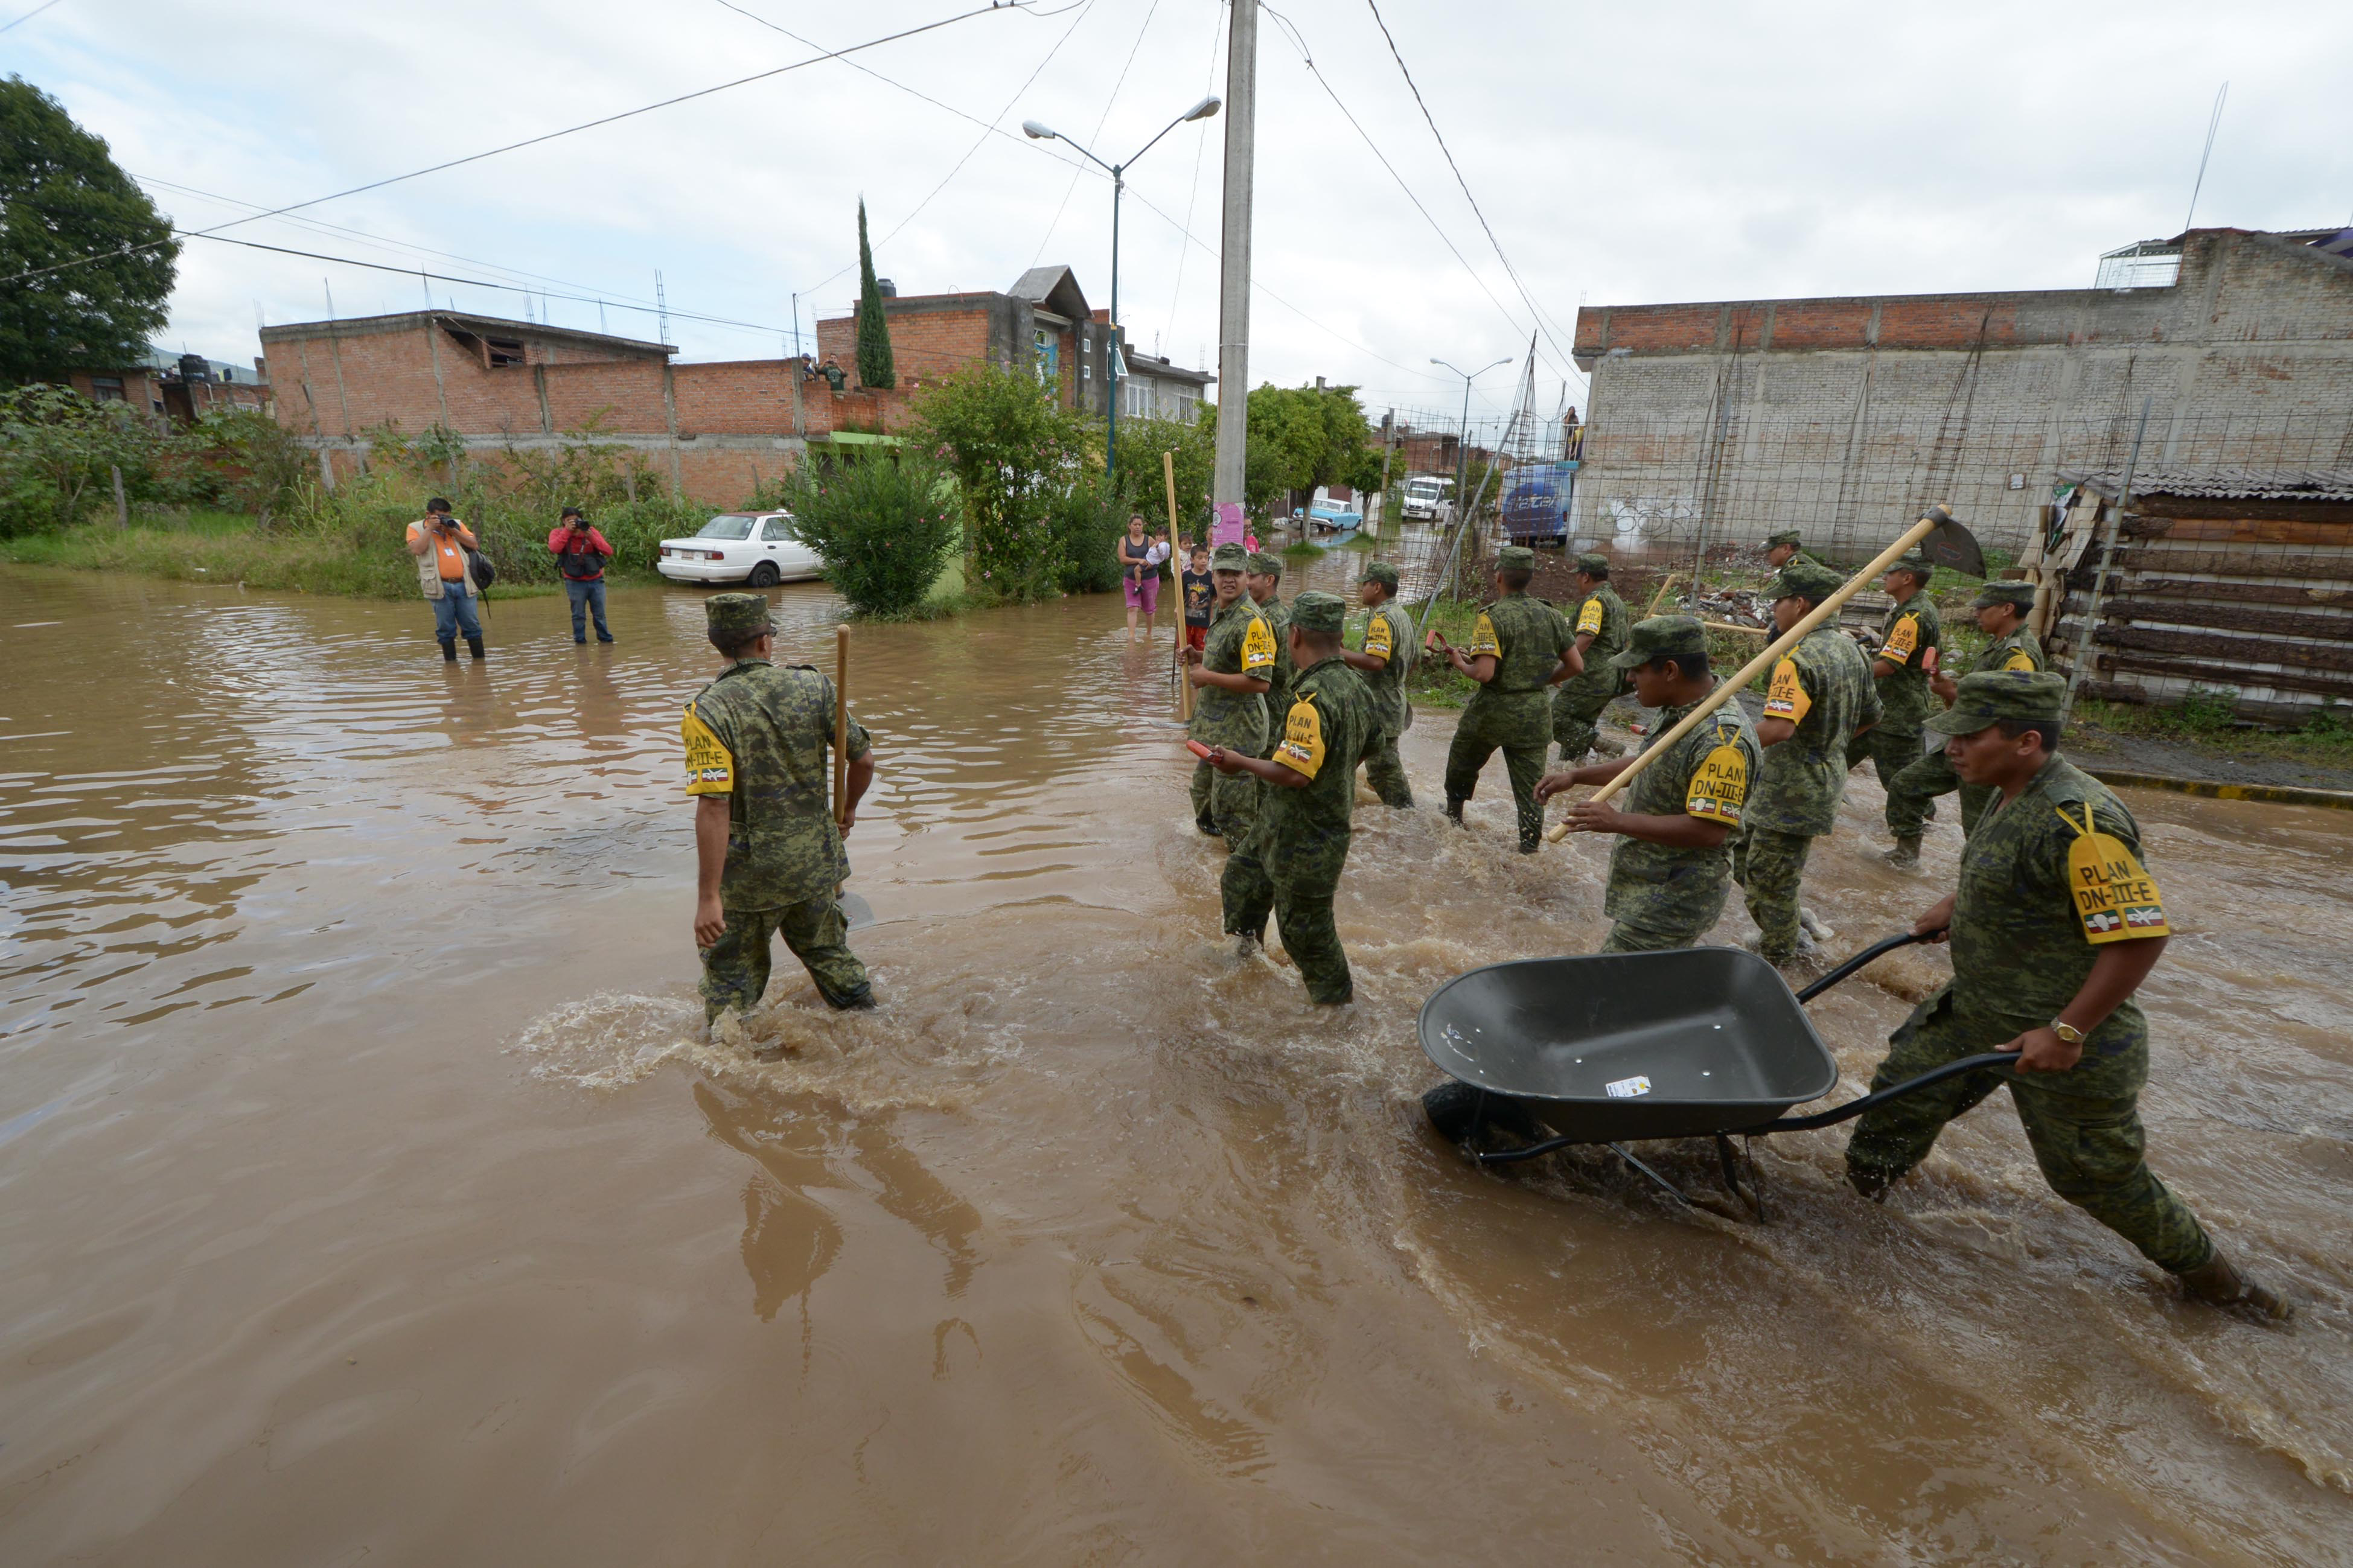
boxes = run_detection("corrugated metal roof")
[2063,467,2353,502]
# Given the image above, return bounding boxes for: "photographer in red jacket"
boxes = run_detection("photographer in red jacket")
[548,506,616,645]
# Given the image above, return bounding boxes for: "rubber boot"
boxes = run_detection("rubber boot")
[2177,1252,2291,1320]
[1444,795,1467,827]
[439,640,458,663]
[465,634,485,660]
[1797,907,1836,944]
[1883,837,1922,870]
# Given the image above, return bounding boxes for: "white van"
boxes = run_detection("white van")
[1401,476,1453,520]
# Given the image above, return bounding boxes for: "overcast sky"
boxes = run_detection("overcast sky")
[9,0,2349,438]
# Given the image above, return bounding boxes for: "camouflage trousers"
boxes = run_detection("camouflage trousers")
[1598,868,1732,954]
[1221,824,1353,1004]
[1731,825,1814,963]
[1190,758,1259,849]
[1844,989,2216,1275]
[1360,726,1414,809]
[1445,693,1550,850]
[1551,674,1623,762]
[700,896,870,1022]
[1889,746,1999,838]
[1848,722,1933,837]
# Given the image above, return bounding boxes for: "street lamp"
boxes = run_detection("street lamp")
[1024,94,1220,480]
[1431,355,1510,539]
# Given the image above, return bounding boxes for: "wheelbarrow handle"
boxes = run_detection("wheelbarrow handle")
[1794,928,1947,1004]
[1736,1053,2016,1135]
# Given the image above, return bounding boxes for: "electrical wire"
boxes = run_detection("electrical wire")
[1359,0,1582,386]
[1159,0,1226,341]
[0,1,1023,289]
[1029,0,1164,269]
[0,0,65,33]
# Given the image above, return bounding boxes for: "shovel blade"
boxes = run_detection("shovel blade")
[1917,505,1986,578]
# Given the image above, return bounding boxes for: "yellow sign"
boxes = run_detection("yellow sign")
[1763,658,1811,723]
[1364,613,1393,663]
[1241,616,1276,673]
[1880,612,1920,666]
[682,703,734,795]
[1466,613,1500,658]
[1576,597,1604,636]
[1275,697,1326,779]
[2058,804,2169,944]
[1685,741,1749,821]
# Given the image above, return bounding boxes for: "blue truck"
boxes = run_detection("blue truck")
[1500,461,1577,547]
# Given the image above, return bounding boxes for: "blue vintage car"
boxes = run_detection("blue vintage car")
[1298,496,1364,534]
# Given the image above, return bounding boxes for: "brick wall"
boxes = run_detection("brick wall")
[1568,230,2353,555]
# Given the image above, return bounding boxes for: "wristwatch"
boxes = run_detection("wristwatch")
[2051,1021,2087,1047]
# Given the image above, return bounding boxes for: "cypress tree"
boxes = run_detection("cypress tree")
[854,199,896,390]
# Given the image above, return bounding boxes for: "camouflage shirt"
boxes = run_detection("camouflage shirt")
[1951,756,2168,1042]
[1559,582,1630,700]
[1749,625,1882,835]
[1605,686,1760,920]
[1871,591,1943,727]
[1254,593,1295,724]
[1966,626,2044,677]
[683,658,871,908]
[1467,591,1576,694]
[1189,594,1275,751]
[1355,601,1417,736]
[1262,653,1377,872]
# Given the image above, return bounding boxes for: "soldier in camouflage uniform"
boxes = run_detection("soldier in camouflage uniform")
[1435,545,1581,853]
[1550,553,1632,764]
[1184,542,1275,847]
[1212,592,1378,1003]
[1245,551,1292,758]
[1734,558,1882,968]
[1846,553,1944,867]
[685,593,875,1022]
[1342,562,1416,808]
[1888,581,2043,838]
[1538,616,1761,952]
[1845,672,2285,1317]
[1764,529,1820,570]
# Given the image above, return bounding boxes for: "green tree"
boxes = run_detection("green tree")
[907,362,1088,599]
[1103,404,1215,540]
[0,77,179,386]
[854,198,896,391]
[781,450,957,616]
[1244,381,1375,518]
[0,383,158,534]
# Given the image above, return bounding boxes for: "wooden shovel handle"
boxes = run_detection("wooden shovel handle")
[834,623,851,829]
[1544,514,1942,843]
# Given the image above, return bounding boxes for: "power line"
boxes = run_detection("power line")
[1029,0,1164,269]
[1359,0,1581,386]
[0,1,1023,289]
[0,0,66,33]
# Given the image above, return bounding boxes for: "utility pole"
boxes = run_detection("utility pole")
[1376,409,1395,535]
[1212,0,1259,514]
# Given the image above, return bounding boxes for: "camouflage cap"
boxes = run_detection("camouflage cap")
[1289,590,1346,634]
[1574,552,1611,575]
[705,591,777,643]
[1358,561,1400,589]
[1246,550,1284,577]
[1886,552,1936,580]
[1496,544,1537,572]
[1610,613,1708,670]
[1926,669,2066,735]
[1973,581,2038,611]
[1764,529,1804,550]
[1210,542,1250,572]
[1766,558,1846,602]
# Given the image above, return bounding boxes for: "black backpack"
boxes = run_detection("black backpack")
[465,544,497,590]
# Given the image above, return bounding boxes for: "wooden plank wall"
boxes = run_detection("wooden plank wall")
[2045,511,2353,723]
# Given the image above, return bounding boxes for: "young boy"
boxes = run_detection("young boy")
[1181,541,1215,652]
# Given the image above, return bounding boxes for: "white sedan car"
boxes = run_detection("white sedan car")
[656,511,825,588]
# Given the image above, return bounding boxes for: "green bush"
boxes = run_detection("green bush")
[906,363,1090,600]
[1042,479,1128,596]
[778,450,958,616]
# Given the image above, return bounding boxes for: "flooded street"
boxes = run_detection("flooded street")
[4,550,2351,1564]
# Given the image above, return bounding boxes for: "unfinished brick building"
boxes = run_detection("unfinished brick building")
[255,264,1210,507]
[1567,227,2353,556]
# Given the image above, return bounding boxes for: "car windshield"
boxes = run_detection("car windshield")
[696,514,758,541]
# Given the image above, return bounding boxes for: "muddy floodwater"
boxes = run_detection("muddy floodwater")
[4,551,2351,1564]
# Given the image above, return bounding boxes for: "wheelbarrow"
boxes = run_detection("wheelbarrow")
[1417,931,2011,1216]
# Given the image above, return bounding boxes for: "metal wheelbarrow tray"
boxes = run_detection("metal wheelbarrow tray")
[1418,934,2010,1212]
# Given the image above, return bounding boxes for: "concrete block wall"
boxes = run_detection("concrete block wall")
[1568,230,2353,558]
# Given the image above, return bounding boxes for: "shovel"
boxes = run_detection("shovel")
[1544,508,1983,843]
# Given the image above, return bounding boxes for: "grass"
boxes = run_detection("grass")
[2070,695,2353,765]
[0,514,602,599]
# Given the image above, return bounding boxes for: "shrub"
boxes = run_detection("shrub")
[907,363,1089,600]
[779,450,959,616]
[1042,478,1128,596]
[0,383,161,535]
